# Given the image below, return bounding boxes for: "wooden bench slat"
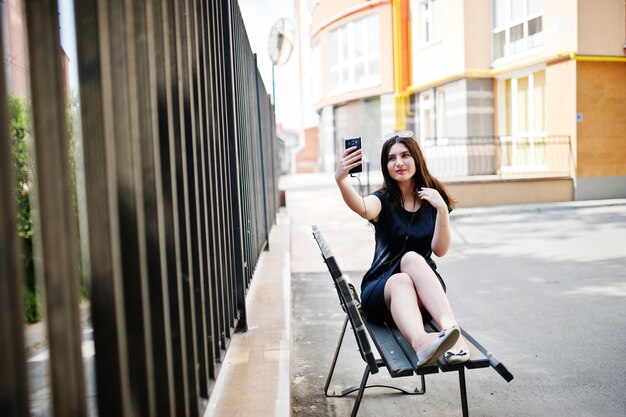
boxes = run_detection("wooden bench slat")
[463,342,491,369]
[389,327,440,375]
[364,319,414,378]
[334,278,379,374]
[394,321,490,373]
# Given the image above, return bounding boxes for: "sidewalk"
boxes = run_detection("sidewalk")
[204,210,291,417]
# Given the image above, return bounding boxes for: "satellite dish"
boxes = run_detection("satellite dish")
[267,18,295,66]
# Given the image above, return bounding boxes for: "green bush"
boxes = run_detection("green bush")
[66,92,90,301]
[10,92,88,323]
[9,95,40,323]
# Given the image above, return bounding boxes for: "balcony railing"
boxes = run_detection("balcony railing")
[420,136,573,179]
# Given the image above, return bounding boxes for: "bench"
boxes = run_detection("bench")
[312,225,513,417]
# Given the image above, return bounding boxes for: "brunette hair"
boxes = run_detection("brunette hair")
[379,133,456,209]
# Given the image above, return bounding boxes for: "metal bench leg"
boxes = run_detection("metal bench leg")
[351,365,371,417]
[325,316,350,396]
[459,367,469,417]
[325,315,428,398]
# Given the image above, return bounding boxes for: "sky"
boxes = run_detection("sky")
[58,0,79,92]
[57,0,301,131]
[238,0,301,131]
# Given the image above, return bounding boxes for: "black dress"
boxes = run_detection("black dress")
[361,190,446,324]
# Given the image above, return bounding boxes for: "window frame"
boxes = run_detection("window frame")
[492,0,543,63]
[497,66,548,171]
[412,0,441,47]
[327,12,381,94]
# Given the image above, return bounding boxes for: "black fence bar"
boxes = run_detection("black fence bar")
[72,0,133,415]
[170,0,201,413]
[0,0,279,416]
[130,1,175,416]
[152,0,188,415]
[0,18,29,417]
[214,0,233,351]
[24,2,87,417]
[193,0,215,393]
[183,0,210,401]
[155,0,192,414]
[205,0,226,364]
[223,1,248,333]
[198,0,219,383]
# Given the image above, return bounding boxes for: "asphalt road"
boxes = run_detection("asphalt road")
[289,183,626,417]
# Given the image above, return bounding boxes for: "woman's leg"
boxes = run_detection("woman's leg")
[384,273,438,352]
[399,251,468,352]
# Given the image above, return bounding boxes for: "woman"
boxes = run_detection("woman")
[335,131,469,366]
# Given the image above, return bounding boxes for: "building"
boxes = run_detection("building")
[297,0,626,205]
[2,0,70,98]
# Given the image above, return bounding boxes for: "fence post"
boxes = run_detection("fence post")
[222,0,248,332]
[0,16,29,416]
[254,54,271,251]
[24,1,86,416]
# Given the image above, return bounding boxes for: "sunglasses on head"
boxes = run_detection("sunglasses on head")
[382,130,414,142]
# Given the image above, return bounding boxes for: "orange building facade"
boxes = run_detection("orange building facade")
[298,0,626,203]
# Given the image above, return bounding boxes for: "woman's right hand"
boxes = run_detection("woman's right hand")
[335,146,362,182]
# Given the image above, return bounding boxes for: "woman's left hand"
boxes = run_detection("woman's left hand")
[418,187,447,211]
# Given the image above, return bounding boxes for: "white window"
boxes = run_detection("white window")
[328,13,380,93]
[419,91,435,144]
[492,0,543,61]
[413,0,441,46]
[419,88,446,146]
[497,69,547,170]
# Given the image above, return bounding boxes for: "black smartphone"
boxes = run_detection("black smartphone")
[344,137,362,174]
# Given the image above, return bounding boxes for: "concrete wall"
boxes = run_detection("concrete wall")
[578,0,625,55]
[410,0,467,87]
[446,178,574,208]
[546,59,577,144]
[543,0,578,54]
[543,0,625,56]
[463,0,492,70]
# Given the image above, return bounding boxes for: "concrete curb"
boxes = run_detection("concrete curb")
[450,198,626,218]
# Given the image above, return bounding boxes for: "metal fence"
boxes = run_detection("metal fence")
[0,1,278,417]
[420,136,574,179]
